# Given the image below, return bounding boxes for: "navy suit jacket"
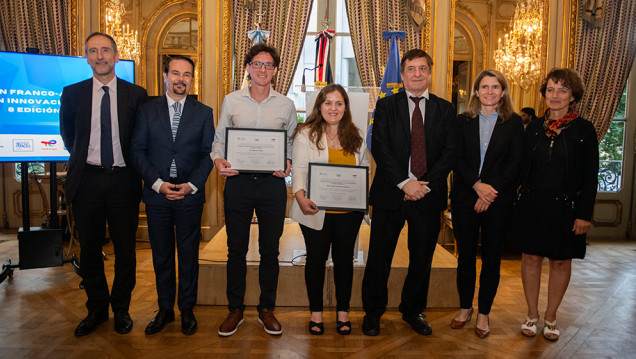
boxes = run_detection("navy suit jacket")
[132,95,215,206]
[59,78,148,203]
[369,90,457,212]
[451,113,524,208]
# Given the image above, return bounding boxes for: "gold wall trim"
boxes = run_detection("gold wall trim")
[222,0,233,98]
[447,0,456,100]
[138,0,197,90]
[70,0,79,55]
[454,6,487,83]
[197,0,203,100]
[567,0,579,68]
[422,0,432,52]
[538,0,550,115]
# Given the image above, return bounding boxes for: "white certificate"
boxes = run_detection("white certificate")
[308,163,369,211]
[225,128,287,173]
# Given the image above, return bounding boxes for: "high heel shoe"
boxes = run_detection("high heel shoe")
[337,321,352,335]
[474,315,490,338]
[450,308,474,329]
[308,321,324,335]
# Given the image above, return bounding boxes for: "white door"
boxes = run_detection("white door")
[589,62,636,238]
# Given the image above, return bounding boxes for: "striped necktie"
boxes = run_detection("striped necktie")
[169,101,182,178]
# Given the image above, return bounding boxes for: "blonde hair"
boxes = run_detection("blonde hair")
[463,69,514,121]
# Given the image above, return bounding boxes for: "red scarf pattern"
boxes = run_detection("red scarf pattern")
[544,109,578,137]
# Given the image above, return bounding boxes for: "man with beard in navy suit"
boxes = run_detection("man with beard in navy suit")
[132,55,214,335]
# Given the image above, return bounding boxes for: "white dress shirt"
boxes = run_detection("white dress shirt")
[397,89,430,190]
[87,77,125,167]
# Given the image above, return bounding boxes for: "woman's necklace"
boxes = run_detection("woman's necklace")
[327,132,338,147]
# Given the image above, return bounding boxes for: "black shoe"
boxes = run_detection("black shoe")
[145,309,175,335]
[362,315,380,336]
[308,321,324,335]
[181,308,197,335]
[114,310,133,334]
[402,313,432,335]
[74,311,108,337]
[337,321,352,335]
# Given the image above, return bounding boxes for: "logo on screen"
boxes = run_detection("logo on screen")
[41,140,57,147]
[13,139,33,152]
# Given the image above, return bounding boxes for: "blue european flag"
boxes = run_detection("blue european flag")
[366,31,406,151]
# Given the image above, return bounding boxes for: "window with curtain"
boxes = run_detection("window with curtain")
[598,82,628,192]
[287,0,361,121]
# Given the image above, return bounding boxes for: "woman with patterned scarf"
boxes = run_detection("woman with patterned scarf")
[516,68,598,341]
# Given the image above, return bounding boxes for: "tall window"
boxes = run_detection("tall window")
[287,0,361,120]
[598,82,628,192]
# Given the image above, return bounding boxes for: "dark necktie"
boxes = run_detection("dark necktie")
[100,86,114,169]
[410,96,427,178]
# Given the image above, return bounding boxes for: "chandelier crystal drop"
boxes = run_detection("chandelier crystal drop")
[104,0,141,62]
[494,0,544,89]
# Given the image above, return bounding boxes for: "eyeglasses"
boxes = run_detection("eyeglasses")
[250,61,276,70]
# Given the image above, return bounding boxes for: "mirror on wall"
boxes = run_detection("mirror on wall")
[158,16,198,95]
[452,27,471,114]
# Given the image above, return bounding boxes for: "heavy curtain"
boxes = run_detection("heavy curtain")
[344,0,424,88]
[232,0,313,94]
[0,0,71,55]
[575,0,636,139]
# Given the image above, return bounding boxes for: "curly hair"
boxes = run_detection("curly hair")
[539,68,585,105]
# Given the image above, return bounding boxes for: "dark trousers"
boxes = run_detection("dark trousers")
[224,174,286,312]
[300,211,364,312]
[73,166,138,314]
[146,200,203,311]
[452,202,508,314]
[362,202,441,317]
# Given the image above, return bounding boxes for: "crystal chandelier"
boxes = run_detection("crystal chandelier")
[104,0,141,62]
[494,0,544,89]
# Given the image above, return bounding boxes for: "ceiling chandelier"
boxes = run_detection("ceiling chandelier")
[104,0,141,62]
[494,0,544,89]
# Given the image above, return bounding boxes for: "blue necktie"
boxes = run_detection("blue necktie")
[100,86,113,169]
[169,102,182,178]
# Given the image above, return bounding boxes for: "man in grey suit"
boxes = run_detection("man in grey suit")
[60,32,147,337]
[132,55,215,335]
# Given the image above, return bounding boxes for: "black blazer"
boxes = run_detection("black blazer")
[520,116,598,220]
[59,78,148,203]
[369,91,457,212]
[132,95,215,206]
[451,112,524,207]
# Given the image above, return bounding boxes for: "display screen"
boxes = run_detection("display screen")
[0,51,135,162]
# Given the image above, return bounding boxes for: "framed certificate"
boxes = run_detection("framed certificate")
[225,128,287,173]
[307,163,369,211]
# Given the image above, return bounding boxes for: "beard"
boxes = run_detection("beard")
[172,82,187,95]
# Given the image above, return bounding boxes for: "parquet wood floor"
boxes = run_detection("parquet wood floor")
[1,230,635,358]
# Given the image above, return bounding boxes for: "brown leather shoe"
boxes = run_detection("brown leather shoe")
[450,307,474,329]
[218,309,244,337]
[474,315,490,339]
[258,309,282,335]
